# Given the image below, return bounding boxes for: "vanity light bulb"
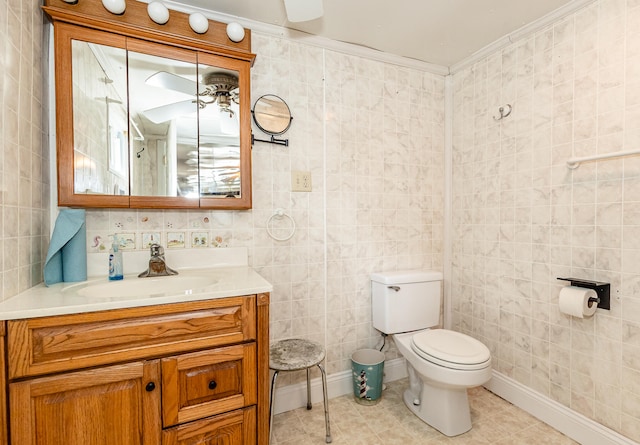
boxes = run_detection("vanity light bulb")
[101,0,126,15]
[147,2,169,25]
[189,12,209,34]
[226,22,245,43]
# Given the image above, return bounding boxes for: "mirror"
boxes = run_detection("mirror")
[54,21,253,209]
[71,40,129,196]
[127,46,242,200]
[197,64,242,198]
[127,45,200,200]
[252,94,292,135]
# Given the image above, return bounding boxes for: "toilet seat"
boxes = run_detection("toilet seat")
[411,329,491,371]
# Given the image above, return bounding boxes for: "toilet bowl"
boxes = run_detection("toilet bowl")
[371,270,493,437]
[393,329,491,436]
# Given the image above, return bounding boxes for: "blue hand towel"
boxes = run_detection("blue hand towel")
[44,209,87,286]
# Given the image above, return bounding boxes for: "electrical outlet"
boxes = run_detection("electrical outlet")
[291,170,312,192]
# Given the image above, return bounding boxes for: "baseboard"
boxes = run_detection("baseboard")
[485,371,638,445]
[271,357,407,414]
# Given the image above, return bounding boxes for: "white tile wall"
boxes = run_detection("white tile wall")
[0,0,50,301]
[13,1,639,442]
[322,50,445,372]
[452,0,640,441]
[84,33,446,378]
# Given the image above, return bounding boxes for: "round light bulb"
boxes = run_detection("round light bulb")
[189,13,209,34]
[101,0,126,15]
[226,22,245,43]
[147,2,169,25]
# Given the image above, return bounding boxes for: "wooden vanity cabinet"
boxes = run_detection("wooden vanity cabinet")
[10,360,162,445]
[163,407,256,445]
[0,324,7,445]
[1,293,270,445]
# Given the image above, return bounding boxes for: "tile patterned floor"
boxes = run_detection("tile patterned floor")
[270,379,578,444]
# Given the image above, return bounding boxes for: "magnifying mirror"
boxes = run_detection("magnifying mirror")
[252,94,292,145]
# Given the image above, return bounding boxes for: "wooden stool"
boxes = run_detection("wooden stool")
[269,338,332,443]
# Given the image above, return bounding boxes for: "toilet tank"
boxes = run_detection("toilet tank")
[371,270,443,334]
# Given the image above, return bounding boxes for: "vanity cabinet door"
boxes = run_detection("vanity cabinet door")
[9,360,161,445]
[163,407,255,445]
[161,343,257,427]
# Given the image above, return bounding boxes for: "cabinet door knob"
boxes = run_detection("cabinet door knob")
[146,382,156,392]
[208,380,217,390]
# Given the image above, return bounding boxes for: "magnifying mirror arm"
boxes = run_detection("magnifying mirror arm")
[251,133,289,147]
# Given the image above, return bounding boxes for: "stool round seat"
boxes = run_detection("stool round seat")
[269,338,332,443]
[270,339,325,371]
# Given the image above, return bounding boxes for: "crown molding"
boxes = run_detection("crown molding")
[153,0,450,75]
[449,0,597,73]
[145,0,598,76]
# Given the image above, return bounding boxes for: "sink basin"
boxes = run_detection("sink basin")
[72,275,218,299]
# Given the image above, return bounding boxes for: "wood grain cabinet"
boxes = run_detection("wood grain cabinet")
[10,360,162,445]
[43,0,256,210]
[0,324,7,445]
[1,294,270,445]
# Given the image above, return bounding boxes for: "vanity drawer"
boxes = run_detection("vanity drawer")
[161,343,256,427]
[162,407,256,445]
[7,296,256,379]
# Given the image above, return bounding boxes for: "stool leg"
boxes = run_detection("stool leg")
[269,370,279,444]
[317,364,332,443]
[306,367,312,410]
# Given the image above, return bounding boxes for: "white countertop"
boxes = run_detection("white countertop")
[0,248,273,320]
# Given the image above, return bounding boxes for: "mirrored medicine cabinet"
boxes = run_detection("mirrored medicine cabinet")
[44,0,256,209]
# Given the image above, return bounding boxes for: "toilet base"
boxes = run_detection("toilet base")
[402,384,472,437]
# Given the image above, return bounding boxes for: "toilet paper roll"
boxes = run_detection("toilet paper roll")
[559,286,598,318]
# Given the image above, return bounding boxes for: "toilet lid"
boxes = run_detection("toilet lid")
[411,329,491,370]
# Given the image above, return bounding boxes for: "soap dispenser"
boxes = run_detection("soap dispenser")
[109,237,124,281]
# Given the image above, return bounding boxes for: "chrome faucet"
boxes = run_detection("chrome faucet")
[138,244,178,277]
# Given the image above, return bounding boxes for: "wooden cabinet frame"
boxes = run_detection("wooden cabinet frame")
[2,293,270,445]
[44,0,256,209]
[0,323,7,445]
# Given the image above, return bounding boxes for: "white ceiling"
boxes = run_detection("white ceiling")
[169,0,585,67]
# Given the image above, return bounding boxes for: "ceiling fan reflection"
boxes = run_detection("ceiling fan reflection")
[143,71,239,124]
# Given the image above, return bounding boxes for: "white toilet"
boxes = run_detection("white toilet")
[371,270,492,437]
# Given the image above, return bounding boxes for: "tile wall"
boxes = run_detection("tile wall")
[84,33,446,375]
[322,49,445,371]
[8,0,638,441]
[0,0,50,302]
[451,0,640,441]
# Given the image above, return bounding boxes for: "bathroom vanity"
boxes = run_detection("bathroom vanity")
[0,260,272,445]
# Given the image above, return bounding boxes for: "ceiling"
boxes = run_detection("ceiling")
[170,0,583,67]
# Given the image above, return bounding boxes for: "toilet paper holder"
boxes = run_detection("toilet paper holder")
[557,278,610,310]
